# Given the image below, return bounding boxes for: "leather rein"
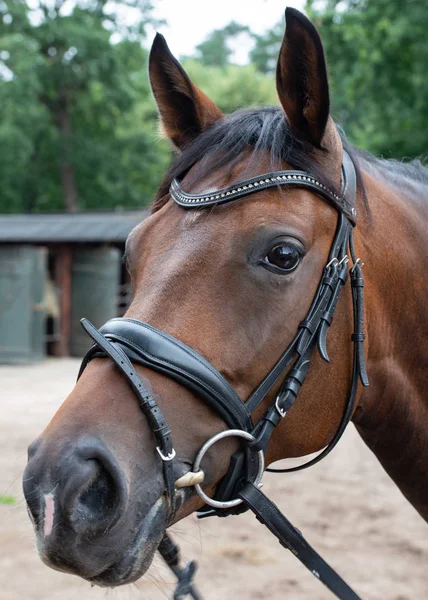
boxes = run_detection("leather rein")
[78,149,368,600]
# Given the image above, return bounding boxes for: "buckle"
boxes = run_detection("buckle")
[350,257,365,273]
[275,396,287,418]
[325,257,339,269]
[156,447,176,461]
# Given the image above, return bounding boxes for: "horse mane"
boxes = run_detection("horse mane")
[152,106,365,213]
[352,147,428,199]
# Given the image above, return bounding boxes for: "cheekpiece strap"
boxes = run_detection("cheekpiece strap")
[78,318,177,512]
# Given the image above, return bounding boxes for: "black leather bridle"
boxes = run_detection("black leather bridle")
[78,149,368,600]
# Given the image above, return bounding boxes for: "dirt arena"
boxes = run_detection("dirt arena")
[1,359,427,600]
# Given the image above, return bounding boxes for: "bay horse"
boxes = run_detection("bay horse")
[23,7,428,599]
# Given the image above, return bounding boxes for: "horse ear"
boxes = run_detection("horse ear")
[149,33,223,150]
[276,8,330,148]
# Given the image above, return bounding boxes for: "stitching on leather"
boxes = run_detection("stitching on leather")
[246,346,296,410]
[108,317,242,402]
[104,332,250,428]
[243,486,309,549]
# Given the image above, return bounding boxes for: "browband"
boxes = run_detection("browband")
[170,168,357,225]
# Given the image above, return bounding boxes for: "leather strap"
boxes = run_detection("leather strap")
[351,262,369,387]
[80,317,253,432]
[238,483,362,600]
[79,318,177,513]
[158,534,201,600]
[341,150,357,214]
[244,211,351,415]
[264,232,365,475]
[171,169,356,224]
[318,259,349,361]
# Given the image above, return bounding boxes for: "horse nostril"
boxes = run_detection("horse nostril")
[23,480,41,525]
[67,457,125,535]
[23,438,128,539]
[27,438,41,460]
[77,460,117,522]
[23,470,42,526]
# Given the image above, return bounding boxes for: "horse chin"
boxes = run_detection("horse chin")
[86,497,168,588]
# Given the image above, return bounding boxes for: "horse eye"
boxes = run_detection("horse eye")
[264,244,301,273]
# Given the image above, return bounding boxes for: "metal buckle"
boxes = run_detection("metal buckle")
[156,446,176,462]
[350,257,365,273]
[192,429,265,510]
[326,257,339,269]
[338,255,349,266]
[275,396,287,418]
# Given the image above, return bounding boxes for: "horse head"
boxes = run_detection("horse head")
[23,8,364,589]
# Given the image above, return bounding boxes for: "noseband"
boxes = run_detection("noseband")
[78,150,368,600]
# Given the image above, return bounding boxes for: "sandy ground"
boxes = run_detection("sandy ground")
[1,359,428,600]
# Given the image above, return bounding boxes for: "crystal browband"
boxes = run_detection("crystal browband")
[170,170,357,223]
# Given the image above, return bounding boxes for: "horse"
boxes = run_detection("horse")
[23,7,428,599]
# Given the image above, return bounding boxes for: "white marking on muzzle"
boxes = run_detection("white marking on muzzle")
[44,493,55,536]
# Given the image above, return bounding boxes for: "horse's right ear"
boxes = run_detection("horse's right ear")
[149,34,223,150]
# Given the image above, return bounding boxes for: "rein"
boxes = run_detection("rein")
[78,149,368,600]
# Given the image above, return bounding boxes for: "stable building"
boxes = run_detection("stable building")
[0,211,147,364]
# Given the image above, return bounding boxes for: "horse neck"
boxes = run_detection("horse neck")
[352,160,428,521]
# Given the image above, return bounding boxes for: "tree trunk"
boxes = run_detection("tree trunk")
[56,100,79,213]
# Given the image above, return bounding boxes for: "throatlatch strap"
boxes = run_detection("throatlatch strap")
[351,262,369,387]
[238,483,362,600]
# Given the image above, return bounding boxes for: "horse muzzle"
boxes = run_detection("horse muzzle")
[23,434,169,586]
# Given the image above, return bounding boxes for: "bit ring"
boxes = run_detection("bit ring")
[192,429,264,509]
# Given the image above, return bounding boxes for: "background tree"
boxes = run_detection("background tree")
[2,1,427,214]
[248,0,428,158]
[0,0,169,212]
[249,21,283,74]
[307,0,428,158]
[193,21,250,68]
[183,59,277,114]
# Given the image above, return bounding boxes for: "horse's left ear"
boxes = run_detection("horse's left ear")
[276,8,330,148]
[149,33,223,150]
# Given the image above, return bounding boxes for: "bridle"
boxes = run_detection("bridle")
[78,149,368,600]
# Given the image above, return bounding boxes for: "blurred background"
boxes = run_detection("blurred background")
[0,0,427,363]
[2,3,428,600]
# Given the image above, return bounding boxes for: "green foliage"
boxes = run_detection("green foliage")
[0,0,170,212]
[193,21,250,68]
[307,0,428,158]
[0,5,280,214]
[188,20,279,109]
[0,495,16,505]
[245,1,428,159]
[2,1,427,214]
[249,21,283,74]
[183,60,278,114]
